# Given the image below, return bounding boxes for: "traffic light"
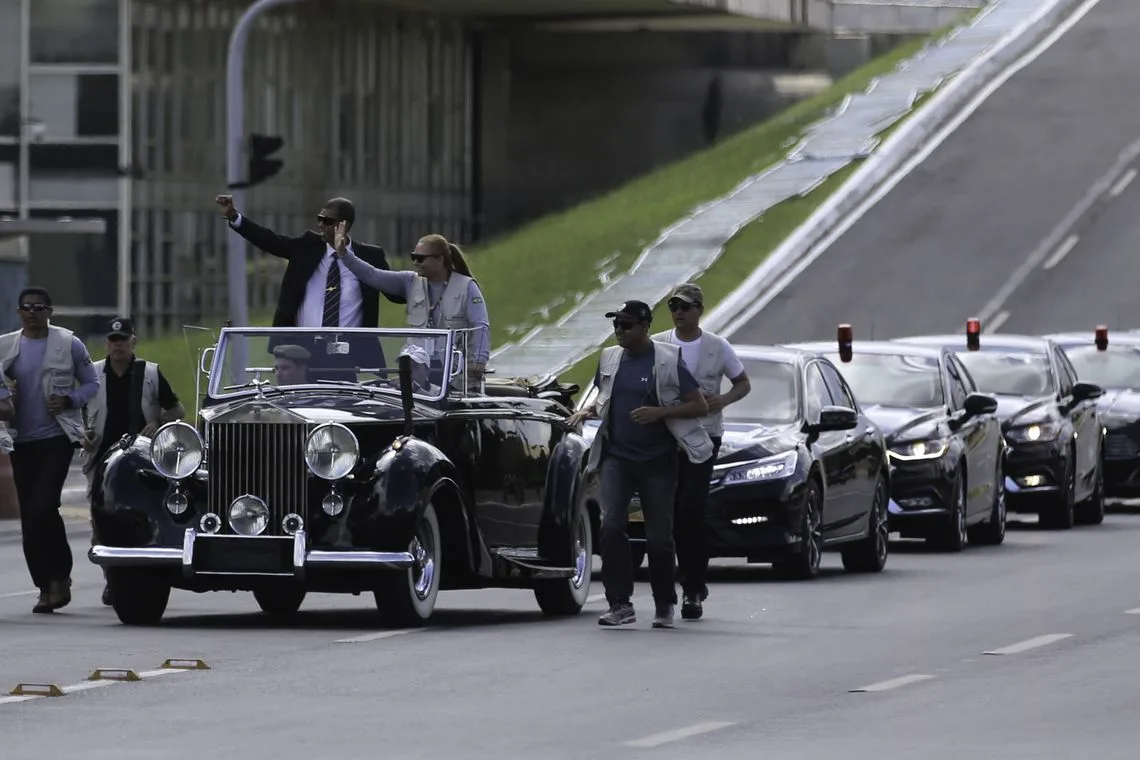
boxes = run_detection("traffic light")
[247,133,284,187]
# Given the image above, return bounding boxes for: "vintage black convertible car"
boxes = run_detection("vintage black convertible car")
[787,325,1006,550]
[88,327,592,627]
[1049,327,1140,499]
[579,344,892,580]
[898,322,1105,529]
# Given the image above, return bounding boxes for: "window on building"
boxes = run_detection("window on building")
[28,73,120,141]
[0,0,19,137]
[28,144,119,205]
[30,0,120,65]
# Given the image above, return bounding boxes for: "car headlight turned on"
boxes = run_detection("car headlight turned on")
[304,423,360,481]
[888,438,950,461]
[1006,421,1061,444]
[229,494,270,536]
[718,451,798,485]
[150,422,204,480]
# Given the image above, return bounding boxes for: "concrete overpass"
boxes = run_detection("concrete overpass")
[380,0,986,33]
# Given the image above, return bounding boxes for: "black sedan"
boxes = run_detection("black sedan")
[1048,326,1140,500]
[580,345,892,580]
[897,325,1105,529]
[786,327,1006,550]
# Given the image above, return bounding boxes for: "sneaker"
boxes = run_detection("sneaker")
[598,603,636,627]
[681,594,703,620]
[652,604,675,629]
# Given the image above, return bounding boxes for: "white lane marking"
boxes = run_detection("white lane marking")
[586,593,606,604]
[334,629,421,644]
[1109,168,1137,198]
[1042,234,1079,270]
[983,633,1073,655]
[1123,607,1140,614]
[849,674,936,693]
[0,667,197,708]
[987,310,1011,333]
[0,590,39,599]
[624,721,737,749]
[721,0,1104,339]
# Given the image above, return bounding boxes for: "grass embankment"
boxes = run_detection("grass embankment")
[101,11,974,408]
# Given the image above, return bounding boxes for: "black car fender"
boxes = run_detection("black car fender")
[537,432,590,561]
[368,436,492,578]
[95,440,191,548]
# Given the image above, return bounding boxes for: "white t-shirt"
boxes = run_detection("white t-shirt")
[670,329,745,382]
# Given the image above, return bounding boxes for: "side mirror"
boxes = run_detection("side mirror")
[811,405,858,433]
[1072,381,1103,402]
[963,392,998,417]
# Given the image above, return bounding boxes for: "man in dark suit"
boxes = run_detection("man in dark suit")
[214,194,400,372]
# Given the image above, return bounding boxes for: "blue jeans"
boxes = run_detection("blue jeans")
[598,453,678,608]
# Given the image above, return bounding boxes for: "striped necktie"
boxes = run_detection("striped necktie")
[322,253,340,327]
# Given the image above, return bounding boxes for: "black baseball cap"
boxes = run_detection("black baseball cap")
[107,317,134,339]
[605,300,653,324]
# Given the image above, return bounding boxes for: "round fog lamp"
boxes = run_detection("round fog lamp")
[199,513,221,534]
[282,513,305,535]
[322,492,345,517]
[229,495,270,536]
[165,491,189,515]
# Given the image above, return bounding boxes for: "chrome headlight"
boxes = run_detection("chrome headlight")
[304,423,359,480]
[150,422,204,480]
[1005,421,1061,444]
[716,451,797,485]
[229,495,269,536]
[889,438,950,461]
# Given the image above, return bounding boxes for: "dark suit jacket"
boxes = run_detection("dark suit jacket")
[231,215,405,328]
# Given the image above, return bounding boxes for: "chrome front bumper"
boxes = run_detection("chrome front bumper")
[89,529,416,578]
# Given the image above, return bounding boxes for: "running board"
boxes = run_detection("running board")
[490,548,576,580]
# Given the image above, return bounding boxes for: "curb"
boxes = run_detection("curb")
[702,0,1086,334]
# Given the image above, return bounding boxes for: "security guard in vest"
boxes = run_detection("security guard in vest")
[334,225,491,387]
[653,283,751,620]
[0,286,100,613]
[568,300,712,629]
[83,316,184,606]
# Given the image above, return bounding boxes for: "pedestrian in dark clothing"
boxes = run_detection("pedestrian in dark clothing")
[568,300,712,629]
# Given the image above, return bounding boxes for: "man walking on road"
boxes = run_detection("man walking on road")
[83,317,185,606]
[568,300,712,629]
[0,287,100,613]
[653,283,751,620]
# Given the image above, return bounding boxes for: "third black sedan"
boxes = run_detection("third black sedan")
[897,325,1105,529]
[787,327,1006,551]
[1049,326,1140,500]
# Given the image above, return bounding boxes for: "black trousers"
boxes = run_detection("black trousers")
[598,453,678,608]
[674,436,721,597]
[10,435,76,589]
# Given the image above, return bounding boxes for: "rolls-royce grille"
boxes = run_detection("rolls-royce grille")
[1105,430,1140,461]
[206,422,308,535]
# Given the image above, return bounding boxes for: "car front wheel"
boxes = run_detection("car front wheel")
[375,500,442,627]
[534,501,592,615]
[106,567,170,626]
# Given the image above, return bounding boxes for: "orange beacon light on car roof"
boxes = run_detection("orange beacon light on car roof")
[966,318,981,351]
[1095,325,1109,351]
[837,323,853,363]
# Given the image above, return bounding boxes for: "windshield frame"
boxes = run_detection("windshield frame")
[722,357,803,426]
[950,346,1056,397]
[206,326,467,402]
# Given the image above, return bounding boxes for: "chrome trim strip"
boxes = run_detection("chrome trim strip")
[89,545,183,565]
[89,543,415,572]
[181,528,196,578]
[305,550,416,569]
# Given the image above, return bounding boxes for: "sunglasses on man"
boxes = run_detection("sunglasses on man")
[18,303,50,313]
[667,298,699,312]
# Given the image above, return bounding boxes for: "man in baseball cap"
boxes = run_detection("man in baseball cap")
[567,298,712,629]
[106,316,134,339]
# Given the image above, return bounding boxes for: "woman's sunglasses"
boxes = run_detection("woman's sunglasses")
[411,253,442,264]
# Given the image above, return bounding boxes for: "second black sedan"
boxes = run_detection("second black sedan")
[786,327,1006,551]
[579,345,892,580]
[898,325,1105,529]
[1048,326,1140,500]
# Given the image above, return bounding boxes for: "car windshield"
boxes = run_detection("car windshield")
[722,358,799,424]
[824,351,944,408]
[207,327,476,400]
[953,348,1055,396]
[1063,345,1140,389]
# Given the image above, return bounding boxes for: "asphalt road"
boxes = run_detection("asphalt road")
[730,0,1140,346]
[2,513,1140,758]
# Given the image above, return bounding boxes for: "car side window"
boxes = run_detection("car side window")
[945,361,969,410]
[1052,348,1074,396]
[818,362,857,411]
[804,363,834,421]
[1056,350,1080,391]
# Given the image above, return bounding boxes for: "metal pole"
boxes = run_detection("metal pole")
[117,0,132,321]
[224,0,303,328]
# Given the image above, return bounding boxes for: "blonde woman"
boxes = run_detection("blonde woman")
[334,224,490,379]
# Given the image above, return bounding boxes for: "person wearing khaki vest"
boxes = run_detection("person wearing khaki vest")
[0,287,100,614]
[568,300,711,629]
[653,283,751,620]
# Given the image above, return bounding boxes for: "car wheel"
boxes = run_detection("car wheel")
[534,501,592,615]
[968,454,1006,545]
[933,473,967,552]
[106,568,170,626]
[773,478,822,581]
[1041,452,1076,530]
[841,472,889,573]
[1076,449,1105,526]
[253,585,306,616]
[375,500,442,627]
